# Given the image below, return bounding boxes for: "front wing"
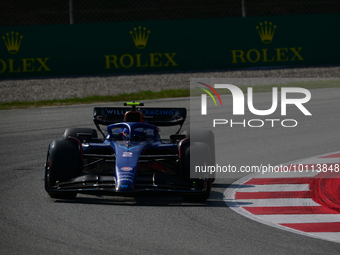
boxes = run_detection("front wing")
[45,153,210,196]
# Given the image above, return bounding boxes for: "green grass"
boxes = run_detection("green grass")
[0,89,189,110]
[1,79,339,110]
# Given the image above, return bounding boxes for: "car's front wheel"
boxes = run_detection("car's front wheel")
[181,129,216,182]
[44,140,81,199]
[181,142,213,201]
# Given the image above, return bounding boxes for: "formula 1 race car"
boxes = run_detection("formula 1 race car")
[44,102,215,201]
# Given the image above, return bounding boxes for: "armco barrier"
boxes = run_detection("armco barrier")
[0,13,339,78]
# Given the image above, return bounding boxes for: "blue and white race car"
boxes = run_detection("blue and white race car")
[44,102,215,201]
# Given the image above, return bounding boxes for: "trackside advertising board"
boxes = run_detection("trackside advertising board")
[0,13,339,78]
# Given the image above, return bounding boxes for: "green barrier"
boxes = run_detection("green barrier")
[204,14,340,69]
[0,13,339,78]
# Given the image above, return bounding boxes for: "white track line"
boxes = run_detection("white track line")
[261,215,340,224]
[234,198,320,207]
[236,184,310,192]
[316,233,340,240]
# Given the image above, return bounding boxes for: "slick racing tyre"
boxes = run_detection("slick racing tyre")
[62,128,98,143]
[182,129,216,182]
[44,140,81,199]
[181,142,213,201]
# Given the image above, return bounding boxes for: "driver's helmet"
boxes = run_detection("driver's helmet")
[122,127,146,141]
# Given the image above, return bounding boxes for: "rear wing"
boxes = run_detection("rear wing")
[93,107,187,134]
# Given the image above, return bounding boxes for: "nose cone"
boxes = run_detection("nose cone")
[116,182,134,192]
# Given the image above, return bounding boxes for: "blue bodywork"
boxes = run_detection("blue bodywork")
[105,122,162,192]
[75,121,186,195]
[45,104,212,199]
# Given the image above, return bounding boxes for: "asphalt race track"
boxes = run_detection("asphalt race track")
[1,88,340,254]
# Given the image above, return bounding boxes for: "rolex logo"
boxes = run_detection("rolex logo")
[130,26,150,49]
[256,21,276,44]
[2,31,23,54]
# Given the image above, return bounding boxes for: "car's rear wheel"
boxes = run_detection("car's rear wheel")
[181,142,213,201]
[62,128,98,143]
[45,140,81,199]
